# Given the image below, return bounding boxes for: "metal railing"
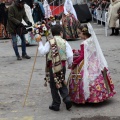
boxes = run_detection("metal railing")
[90,8,109,36]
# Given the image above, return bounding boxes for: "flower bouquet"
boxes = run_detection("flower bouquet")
[33,20,51,42]
[33,20,50,37]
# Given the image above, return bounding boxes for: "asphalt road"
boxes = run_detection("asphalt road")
[0,23,120,120]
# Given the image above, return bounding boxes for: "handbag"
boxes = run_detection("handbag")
[15,25,28,36]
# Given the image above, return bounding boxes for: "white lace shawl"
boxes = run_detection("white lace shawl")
[83,23,108,100]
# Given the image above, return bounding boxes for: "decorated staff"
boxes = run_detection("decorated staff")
[23,21,50,107]
[33,21,51,87]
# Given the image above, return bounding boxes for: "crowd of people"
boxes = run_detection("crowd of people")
[90,0,110,13]
[0,0,117,112]
[0,0,64,38]
[90,0,120,36]
[0,0,80,60]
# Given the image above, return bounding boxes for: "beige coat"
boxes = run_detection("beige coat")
[108,0,120,28]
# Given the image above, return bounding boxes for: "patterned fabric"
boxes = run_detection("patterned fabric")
[47,36,67,61]
[69,23,116,104]
[46,37,66,89]
[69,59,116,104]
[62,13,80,40]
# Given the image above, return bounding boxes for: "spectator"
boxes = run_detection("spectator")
[34,0,45,16]
[7,0,32,60]
[32,2,44,23]
[107,0,120,36]
[0,3,9,38]
[90,0,100,17]
[99,0,110,11]
[105,0,110,11]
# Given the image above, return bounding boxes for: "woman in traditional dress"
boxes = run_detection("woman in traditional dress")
[69,23,116,104]
[62,0,80,40]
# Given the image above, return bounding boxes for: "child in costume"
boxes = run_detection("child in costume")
[69,23,116,104]
[36,25,73,111]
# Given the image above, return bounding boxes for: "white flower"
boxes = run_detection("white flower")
[42,26,47,31]
[35,29,39,34]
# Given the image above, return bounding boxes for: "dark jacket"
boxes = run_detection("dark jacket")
[32,3,44,23]
[7,3,29,34]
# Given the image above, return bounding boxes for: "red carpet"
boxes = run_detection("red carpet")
[50,6,63,15]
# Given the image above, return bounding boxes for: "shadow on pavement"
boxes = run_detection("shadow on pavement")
[72,99,114,108]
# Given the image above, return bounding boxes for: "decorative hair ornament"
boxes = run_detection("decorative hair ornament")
[82,27,88,32]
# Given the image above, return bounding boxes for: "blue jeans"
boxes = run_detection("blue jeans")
[11,34,26,57]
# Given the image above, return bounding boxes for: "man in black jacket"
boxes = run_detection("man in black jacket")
[7,0,32,60]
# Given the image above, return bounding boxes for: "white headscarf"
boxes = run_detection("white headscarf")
[83,23,108,100]
[22,4,34,25]
[64,0,78,20]
[43,0,52,18]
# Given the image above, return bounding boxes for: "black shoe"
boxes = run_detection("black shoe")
[110,33,115,36]
[110,28,115,36]
[65,101,72,110]
[114,33,119,36]
[115,29,119,36]
[17,56,22,60]
[22,54,31,59]
[49,105,60,111]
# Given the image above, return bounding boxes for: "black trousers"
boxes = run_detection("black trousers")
[49,66,70,108]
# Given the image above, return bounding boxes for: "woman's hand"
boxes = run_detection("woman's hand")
[72,63,77,70]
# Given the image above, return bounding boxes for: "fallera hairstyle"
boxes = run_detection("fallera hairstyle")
[78,24,91,38]
[51,25,63,36]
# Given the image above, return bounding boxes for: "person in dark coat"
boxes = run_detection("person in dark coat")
[32,2,44,23]
[7,0,32,60]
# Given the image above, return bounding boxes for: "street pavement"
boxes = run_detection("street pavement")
[0,23,120,120]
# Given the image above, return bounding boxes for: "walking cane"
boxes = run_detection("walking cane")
[23,45,38,107]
